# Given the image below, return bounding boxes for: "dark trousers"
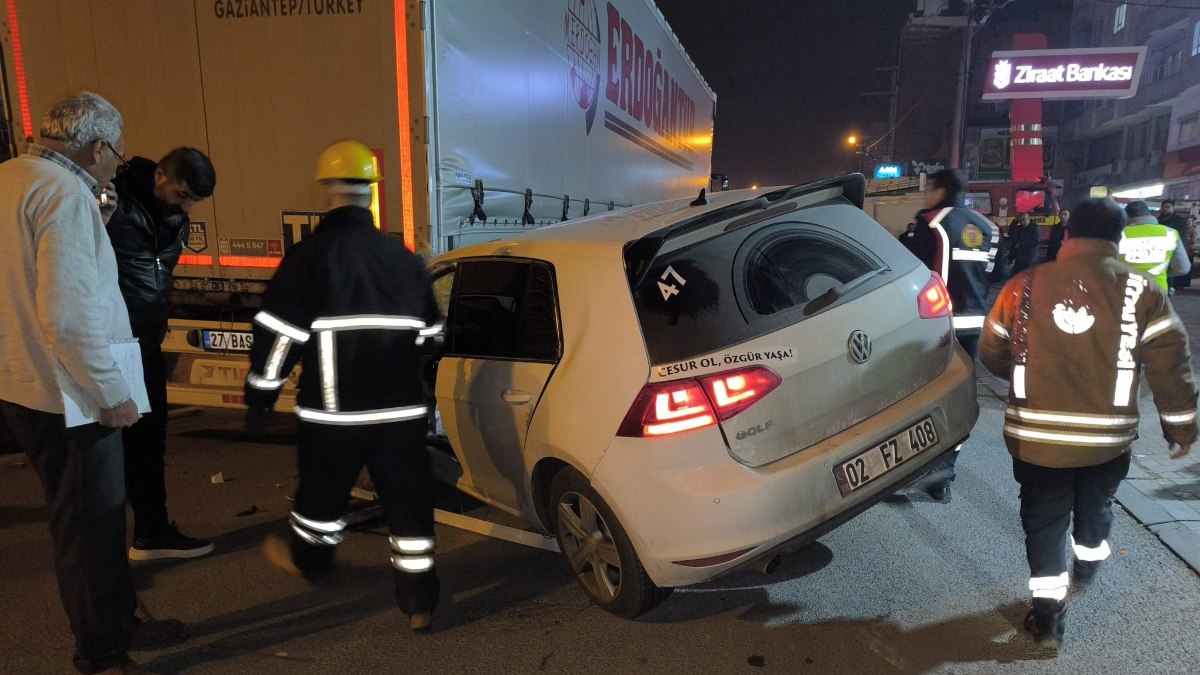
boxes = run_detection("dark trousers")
[1,401,137,674]
[290,419,440,614]
[926,333,978,484]
[1011,250,1038,275]
[122,343,169,539]
[1012,453,1131,585]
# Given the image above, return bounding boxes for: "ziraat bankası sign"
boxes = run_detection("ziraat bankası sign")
[982,47,1146,100]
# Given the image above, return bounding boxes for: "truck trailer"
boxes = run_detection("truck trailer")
[1,0,716,409]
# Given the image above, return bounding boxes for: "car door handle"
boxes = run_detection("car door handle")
[502,389,531,405]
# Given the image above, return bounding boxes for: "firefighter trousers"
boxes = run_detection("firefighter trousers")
[1012,452,1131,599]
[289,418,440,615]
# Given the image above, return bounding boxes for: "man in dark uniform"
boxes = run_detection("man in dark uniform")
[245,139,443,632]
[910,169,998,502]
[107,147,216,561]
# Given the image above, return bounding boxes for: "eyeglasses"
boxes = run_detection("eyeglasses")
[102,140,131,175]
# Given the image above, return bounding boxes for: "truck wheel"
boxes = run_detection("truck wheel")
[548,467,672,618]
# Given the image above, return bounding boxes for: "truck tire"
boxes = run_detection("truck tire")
[548,467,672,618]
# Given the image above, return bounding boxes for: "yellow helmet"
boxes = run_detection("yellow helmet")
[315,140,380,183]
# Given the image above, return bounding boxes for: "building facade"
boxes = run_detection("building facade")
[1057,2,1200,205]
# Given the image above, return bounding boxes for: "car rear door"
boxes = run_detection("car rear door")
[434,258,560,510]
[718,207,950,466]
[630,187,952,468]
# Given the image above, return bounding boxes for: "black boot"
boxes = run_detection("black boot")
[1023,598,1067,649]
[1073,559,1101,587]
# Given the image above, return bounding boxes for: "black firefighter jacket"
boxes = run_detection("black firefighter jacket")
[979,237,1199,468]
[911,197,999,336]
[244,206,440,425]
[106,157,189,344]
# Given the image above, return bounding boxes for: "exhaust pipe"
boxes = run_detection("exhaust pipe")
[757,555,782,575]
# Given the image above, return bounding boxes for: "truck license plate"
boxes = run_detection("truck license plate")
[833,416,939,497]
[201,330,254,352]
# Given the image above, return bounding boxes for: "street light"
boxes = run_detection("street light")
[847,134,858,146]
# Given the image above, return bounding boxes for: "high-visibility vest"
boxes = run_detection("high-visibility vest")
[1118,223,1178,290]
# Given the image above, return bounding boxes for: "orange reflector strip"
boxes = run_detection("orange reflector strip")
[177,255,214,266]
[393,0,416,251]
[5,0,34,141]
[218,256,281,269]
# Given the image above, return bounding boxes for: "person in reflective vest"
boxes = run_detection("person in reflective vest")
[979,197,1197,650]
[243,140,443,632]
[1119,200,1190,292]
[909,169,999,502]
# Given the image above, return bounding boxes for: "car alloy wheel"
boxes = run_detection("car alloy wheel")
[547,467,672,617]
[555,489,622,602]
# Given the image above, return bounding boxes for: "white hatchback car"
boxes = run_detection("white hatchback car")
[424,175,978,617]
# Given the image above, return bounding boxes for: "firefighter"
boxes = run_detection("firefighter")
[979,197,1197,649]
[910,169,999,502]
[243,139,443,632]
[1119,200,1190,292]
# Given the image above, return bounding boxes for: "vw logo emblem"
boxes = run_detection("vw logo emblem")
[848,330,872,364]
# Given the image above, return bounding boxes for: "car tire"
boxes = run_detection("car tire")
[548,467,672,618]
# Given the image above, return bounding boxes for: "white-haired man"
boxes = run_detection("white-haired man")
[0,92,183,675]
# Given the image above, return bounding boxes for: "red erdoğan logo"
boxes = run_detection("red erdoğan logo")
[566,0,602,134]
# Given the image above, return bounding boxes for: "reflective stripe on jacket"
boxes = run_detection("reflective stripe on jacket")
[913,202,997,335]
[243,206,440,425]
[979,237,1198,468]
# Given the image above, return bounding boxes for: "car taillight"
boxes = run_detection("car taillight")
[699,366,782,420]
[918,272,952,319]
[618,380,716,437]
[618,366,781,437]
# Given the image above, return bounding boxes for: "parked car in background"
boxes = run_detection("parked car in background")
[424,175,980,617]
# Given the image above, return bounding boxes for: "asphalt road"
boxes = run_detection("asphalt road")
[2,385,1200,674]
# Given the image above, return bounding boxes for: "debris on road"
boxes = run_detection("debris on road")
[211,471,226,484]
[235,505,259,517]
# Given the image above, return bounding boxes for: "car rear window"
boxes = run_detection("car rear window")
[742,230,878,316]
[629,201,899,365]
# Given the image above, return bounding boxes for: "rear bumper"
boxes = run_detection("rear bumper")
[590,344,979,588]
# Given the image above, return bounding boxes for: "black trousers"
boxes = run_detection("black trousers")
[1010,250,1038,275]
[1,401,137,674]
[122,343,170,539]
[1012,452,1131,592]
[926,333,978,484]
[289,418,440,614]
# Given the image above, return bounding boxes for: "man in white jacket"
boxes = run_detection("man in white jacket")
[0,92,181,675]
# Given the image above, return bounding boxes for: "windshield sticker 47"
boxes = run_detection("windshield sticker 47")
[656,347,797,377]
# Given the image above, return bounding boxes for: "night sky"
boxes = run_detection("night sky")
[654,0,914,188]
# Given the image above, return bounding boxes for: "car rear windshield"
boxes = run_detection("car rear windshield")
[628,200,904,365]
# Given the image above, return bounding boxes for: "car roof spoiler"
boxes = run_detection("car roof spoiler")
[623,174,867,288]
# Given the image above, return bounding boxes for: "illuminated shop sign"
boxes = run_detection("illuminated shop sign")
[982,47,1146,100]
[873,164,903,179]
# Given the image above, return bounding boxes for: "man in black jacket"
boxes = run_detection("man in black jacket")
[1160,200,1190,292]
[107,147,216,560]
[910,169,999,502]
[1008,212,1041,274]
[245,140,442,632]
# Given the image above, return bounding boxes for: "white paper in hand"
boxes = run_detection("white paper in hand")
[57,339,152,427]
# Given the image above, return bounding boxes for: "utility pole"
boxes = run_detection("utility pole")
[949,4,975,170]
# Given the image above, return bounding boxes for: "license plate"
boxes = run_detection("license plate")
[201,330,254,352]
[833,416,939,497]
